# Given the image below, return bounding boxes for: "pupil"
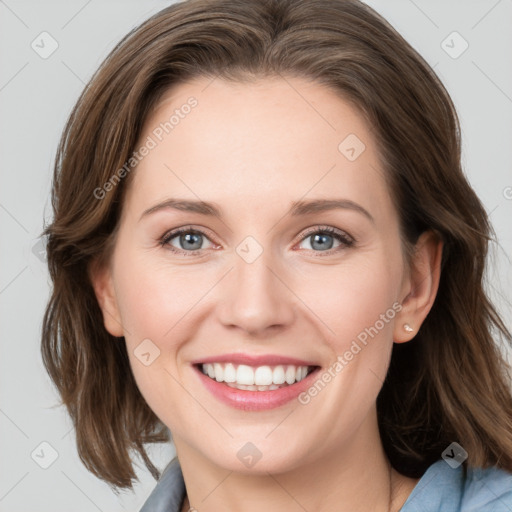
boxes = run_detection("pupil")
[312,233,333,251]
[182,232,202,250]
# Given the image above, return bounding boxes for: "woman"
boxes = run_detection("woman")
[41,0,512,510]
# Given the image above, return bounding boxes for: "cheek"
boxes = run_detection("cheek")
[295,257,400,349]
[112,255,207,414]
[115,259,205,341]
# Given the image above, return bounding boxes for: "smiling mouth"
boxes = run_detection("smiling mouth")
[194,362,320,391]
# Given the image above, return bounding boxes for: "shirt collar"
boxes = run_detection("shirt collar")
[139,457,186,512]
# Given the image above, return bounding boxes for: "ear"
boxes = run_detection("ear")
[88,257,124,337]
[394,230,443,343]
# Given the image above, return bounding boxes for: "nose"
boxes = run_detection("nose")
[217,246,295,337]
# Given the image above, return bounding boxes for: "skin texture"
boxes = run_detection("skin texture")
[91,76,442,512]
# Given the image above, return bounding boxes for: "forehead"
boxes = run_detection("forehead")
[123,75,394,227]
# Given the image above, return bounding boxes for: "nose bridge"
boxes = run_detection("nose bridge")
[218,235,294,334]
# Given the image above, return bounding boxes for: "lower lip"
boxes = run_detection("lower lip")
[193,365,321,411]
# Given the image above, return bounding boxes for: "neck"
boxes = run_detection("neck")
[175,408,419,512]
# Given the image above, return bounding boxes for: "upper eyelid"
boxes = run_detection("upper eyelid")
[300,225,353,240]
[162,225,217,243]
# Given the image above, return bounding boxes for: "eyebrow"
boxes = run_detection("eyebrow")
[139,197,374,224]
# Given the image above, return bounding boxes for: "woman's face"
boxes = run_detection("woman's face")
[98,76,414,473]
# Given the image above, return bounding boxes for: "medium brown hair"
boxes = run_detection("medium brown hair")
[41,0,512,491]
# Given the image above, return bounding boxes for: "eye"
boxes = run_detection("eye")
[159,225,355,257]
[297,226,354,255]
[160,226,215,255]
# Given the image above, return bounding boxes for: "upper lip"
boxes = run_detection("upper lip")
[191,353,319,367]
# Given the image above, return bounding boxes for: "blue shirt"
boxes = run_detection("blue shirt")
[139,457,512,511]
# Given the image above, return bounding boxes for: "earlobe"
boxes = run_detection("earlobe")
[394,230,443,343]
[88,257,124,337]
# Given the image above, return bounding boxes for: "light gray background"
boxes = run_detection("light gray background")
[1,1,511,511]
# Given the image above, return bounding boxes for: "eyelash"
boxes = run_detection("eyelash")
[159,225,355,257]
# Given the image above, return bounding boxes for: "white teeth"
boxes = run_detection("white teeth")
[200,362,312,387]
[223,363,236,383]
[272,366,286,385]
[237,364,255,385]
[285,365,296,384]
[254,366,273,386]
[213,363,224,382]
